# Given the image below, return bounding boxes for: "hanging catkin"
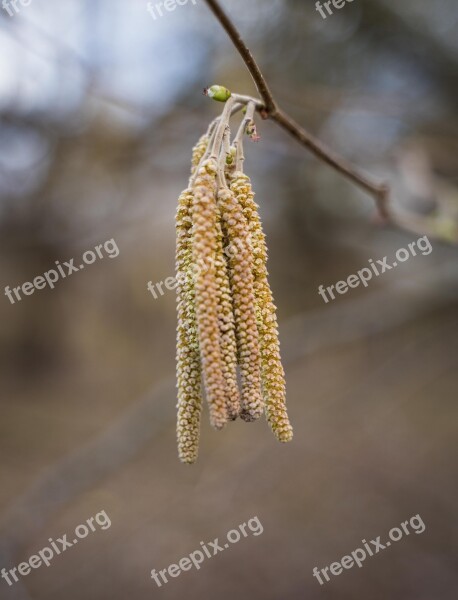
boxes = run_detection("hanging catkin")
[231,173,293,442]
[176,189,202,463]
[217,188,264,422]
[175,90,293,463]
[214,211,241,420]
[191,160,228,430]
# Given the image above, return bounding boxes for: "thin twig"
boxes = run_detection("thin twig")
[202,0,458,243]
[203,0,390,218]
[204,0,278,115]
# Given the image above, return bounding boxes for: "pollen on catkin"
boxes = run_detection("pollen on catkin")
[192,160,229,430]
[191,134,209,175]
[217,187,264,422]
[176,189,203,463]
[230,173,293,442]
[215,212,241,420]
[175,98,293,463]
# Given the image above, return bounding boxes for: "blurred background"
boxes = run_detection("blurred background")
[0,0,457,598]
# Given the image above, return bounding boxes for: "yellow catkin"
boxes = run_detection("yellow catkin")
[176,189,203,463]
[191,134,209,175]
[231,173,293,442]
[217,187,264,422]
[192,160,228,430]
[215,211,241,420]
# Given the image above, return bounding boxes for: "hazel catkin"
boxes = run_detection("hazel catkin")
[191,160,229,430]
[231,172,293,442]
[176,189,203,463]
[175,110,293,463]
[217,187,264,423]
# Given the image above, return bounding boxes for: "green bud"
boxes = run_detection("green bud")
[226,146,236,165]
[205,85,232,102]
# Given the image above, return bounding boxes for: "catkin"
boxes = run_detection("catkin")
[217,187,264,422]
[192,160,229,430]
[176,189,202,463]
[231,173,293,442]
[191,134,209,175]
[175,107,294,463]
[215,212,241,420]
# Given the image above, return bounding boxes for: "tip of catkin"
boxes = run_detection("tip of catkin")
[272,417,294,443]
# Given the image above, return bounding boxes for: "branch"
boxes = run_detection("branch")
[203,0,388,212]
[204,0,277,115]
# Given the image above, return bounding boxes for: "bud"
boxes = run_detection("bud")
[204,85,232,103]
[225,146,236,165]
[246,120,260,142]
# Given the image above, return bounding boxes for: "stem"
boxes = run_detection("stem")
[223,126,231,156]
[204,0,278,115]
[203,0,391,221]
[202,0,458,242]
[231,102,245,116]
[217,127,231,189]
[232,94,264,109]
[189,98,241,187]
[233,101,256,172]
[210,95,235,160]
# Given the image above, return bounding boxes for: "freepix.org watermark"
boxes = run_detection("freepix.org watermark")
[318,235,432,303]
[4,238,120,305]
[315,0,357,20]
[313,514,426,585]
[1,510,111,587]
[151,516,263,587]
[147,237,240,300]
[146,0,197,20]
[1,0,33,17]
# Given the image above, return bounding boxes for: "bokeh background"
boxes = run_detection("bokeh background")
[0,0,457,598]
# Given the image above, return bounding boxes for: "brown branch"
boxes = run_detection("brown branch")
[202,0,458,243]
[204,0,278,115]
[203,0,389,216]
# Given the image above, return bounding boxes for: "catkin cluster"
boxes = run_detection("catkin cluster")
[175,115,293,464]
